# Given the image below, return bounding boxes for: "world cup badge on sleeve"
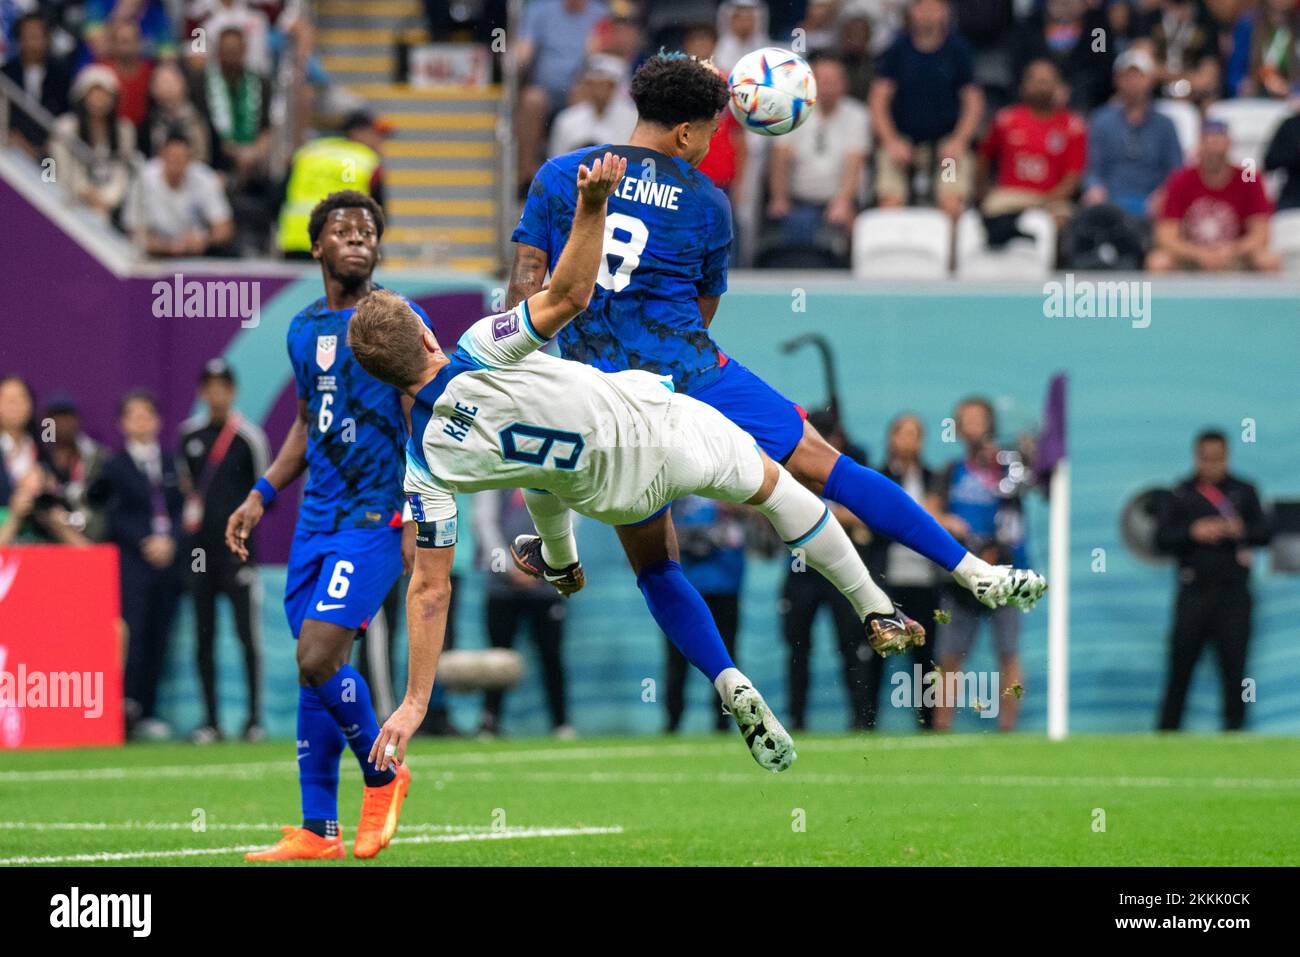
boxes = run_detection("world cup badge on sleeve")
[492,312,519,341]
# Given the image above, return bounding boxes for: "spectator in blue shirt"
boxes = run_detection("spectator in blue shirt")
[84,0,177,61]
[1082,47,1184,218]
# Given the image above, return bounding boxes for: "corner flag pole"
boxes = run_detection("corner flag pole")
[1038,374,1069,741]
[1047,458,1070,740]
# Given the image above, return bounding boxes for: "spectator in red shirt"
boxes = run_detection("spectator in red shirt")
[1147,119,1281,273]
[99,17,154,128]
[977,57,1087,229]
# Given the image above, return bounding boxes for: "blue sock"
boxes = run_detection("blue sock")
[637,559,735,681]
[314,664,396,788]
[298,684,344,832]
[823,455,967,572]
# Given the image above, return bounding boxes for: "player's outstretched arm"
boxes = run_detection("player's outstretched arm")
[524,151,627,339]
[507,242,549,309]
[225,399,310,560]
[370,543,454,771]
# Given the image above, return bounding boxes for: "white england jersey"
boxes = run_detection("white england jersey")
[405,301,704,541]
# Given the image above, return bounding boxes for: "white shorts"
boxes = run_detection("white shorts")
[621,392,767,523]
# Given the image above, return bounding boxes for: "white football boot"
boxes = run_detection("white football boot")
[961,563,1048,612]
[726,684,796,773]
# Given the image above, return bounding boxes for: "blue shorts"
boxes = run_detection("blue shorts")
[689,355,807,463]
[283,525,404,638]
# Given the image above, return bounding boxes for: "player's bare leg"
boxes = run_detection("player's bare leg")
[616,512,794,773]
[781,421,847,497]
[783,420,1046,612]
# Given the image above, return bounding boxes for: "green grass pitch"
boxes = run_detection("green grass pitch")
[1,733,1297,866]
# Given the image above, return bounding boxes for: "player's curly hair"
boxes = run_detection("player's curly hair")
[307,190,386,245]
[630,52,729,128]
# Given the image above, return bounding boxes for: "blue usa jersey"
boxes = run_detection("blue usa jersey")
[286,294,432,531]
[512,144,732,394]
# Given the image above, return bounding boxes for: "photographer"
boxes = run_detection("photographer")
[0,377,90,546]
[933,396,1031,732]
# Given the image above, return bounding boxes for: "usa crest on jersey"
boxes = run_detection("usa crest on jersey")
[316,335,337,371]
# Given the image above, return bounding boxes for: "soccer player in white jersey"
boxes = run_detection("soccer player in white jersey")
[349,154,951,774]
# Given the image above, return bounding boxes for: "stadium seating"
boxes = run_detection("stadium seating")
[954,208,1056,280]
[851,208,952,280]
[1154,99,1201,159]
[1270,208,1300,274]
[1206,98,1291,168]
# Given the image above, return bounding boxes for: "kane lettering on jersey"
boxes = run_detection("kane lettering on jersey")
[512,144,733,394]
[287,292,433,531]
[405,299,681,545]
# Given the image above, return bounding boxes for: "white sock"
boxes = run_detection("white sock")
[952,552,994,591]
[713,666,749,703]
[754,468,893,619]
[523,489,579,568]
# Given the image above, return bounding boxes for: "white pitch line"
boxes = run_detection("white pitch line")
[0,761,288,785]
[432,769,1300,791]
[0,736,972,785]
[0,822,509,833]
[390,826,623,846]
[0,825,624,866]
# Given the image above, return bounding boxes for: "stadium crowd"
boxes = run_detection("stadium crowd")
[508,0,1300,271]
[5,1,1300,268]
[2,0,318,256]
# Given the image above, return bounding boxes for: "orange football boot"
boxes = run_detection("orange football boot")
[244,826,345,862]
[353,763,411,859]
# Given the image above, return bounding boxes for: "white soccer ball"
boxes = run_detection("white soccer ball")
[727,47,817,136]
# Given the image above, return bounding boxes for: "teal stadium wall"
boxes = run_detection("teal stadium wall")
[155,279,1300,737]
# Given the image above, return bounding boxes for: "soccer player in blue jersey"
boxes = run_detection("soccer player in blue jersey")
[507,52,1046,620]
[224,191,425,861]
[350,154,932,775]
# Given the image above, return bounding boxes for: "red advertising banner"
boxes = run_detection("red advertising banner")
[0,545,124,750]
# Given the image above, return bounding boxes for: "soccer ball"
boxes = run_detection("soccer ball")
[727,47,817,136]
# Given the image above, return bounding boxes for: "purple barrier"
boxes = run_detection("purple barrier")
[1,177,488,560]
